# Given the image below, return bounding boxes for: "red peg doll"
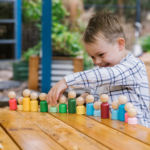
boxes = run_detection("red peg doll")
[100,94,109,119]
[8,91,17,110]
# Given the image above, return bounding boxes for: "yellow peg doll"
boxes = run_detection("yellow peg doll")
[30,92,38,112]
[23,89,31,111]
[17,97,23,111]
[76,97,85,115]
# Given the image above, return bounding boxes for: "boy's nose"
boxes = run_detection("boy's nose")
[95,58,102,65]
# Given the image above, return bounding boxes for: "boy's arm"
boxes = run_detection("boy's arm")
[64,61,142,89]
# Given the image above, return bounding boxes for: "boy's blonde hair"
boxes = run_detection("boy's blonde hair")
[82,11,125,44]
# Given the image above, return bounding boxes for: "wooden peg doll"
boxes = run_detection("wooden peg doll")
[23,89,31,111]
[68,91,76,113]
[30,92,38,112]
[86,95,94,116]
[127,108,137,124]
[118,95,127,121]
[8,91,17,110]
[100,94,109,119]
[125,103,134,122]
[59,95,67,113]
[111,101,119,120]
[49,105,58,113]
[17,97,23,111]
[49,95,58,113]
[93,101,101,117]
[39,93,48,112]
[76,97,85,115]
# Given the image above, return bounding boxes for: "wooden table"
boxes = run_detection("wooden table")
[1,107,150,150]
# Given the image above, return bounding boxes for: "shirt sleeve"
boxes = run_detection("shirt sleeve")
[64,59,143,89]
[90,86,101,102]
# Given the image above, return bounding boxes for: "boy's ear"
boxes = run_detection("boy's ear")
[117,38,125,51]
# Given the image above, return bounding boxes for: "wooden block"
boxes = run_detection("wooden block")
[0,107,64,150]
[0,126,20,150]
[18,110,109,150]
[51,113,150,150]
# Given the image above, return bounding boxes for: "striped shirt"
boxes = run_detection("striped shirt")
[64,53,150,128]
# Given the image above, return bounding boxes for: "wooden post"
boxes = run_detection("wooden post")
[73,58,83,72]
[28,56,40,91]
[28,56,83,91]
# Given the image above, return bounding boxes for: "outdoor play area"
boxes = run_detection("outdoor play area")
[1,0,150,150]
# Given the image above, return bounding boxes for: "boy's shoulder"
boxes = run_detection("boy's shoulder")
[120,52,144,66]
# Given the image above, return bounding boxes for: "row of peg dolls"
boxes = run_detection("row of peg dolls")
[66,91,138,125]
[8,89,137,124]
[111,95,137,125]
[77,92,137,125]
[8,89,49,112]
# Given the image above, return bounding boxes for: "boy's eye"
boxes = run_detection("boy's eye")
[99,53,104,57]
[91,56,94,59]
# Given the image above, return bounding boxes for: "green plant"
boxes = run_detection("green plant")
[139,35,150,52]
[52,0,69,23]
[22,0,93,69]
[52,22,83,57]
[22,41,41,61]
[22,0,42,23]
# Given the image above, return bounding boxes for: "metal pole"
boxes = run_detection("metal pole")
[16,0,22,59]
[41,0,52,93]
[136,0,140,22]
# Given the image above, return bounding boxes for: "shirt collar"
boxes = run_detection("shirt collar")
[119,52,133,64]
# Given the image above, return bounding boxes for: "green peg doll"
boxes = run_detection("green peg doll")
[39,93,48,112]
[59,95,67,113]
[68,91,76,113]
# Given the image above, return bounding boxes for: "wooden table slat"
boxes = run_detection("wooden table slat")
[0,108,64,150]
[17,110,109,150]
[0,126,20,150]
[51,113,150,150]
[88,115,150,146]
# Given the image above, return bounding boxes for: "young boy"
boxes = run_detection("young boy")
[47,11,150,128]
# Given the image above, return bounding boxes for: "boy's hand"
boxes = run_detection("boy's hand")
[79,92,90,104]
[47,78,68,105]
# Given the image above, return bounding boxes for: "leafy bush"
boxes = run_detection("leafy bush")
[139,35,150,52]
[22,0,93,69]
[23,41,41,61]
[52,0,69,23]
[22,0,42,23]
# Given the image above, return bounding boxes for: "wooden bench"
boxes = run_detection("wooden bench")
[0,107,150,150]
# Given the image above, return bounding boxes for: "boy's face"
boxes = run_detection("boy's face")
[84,38,126,67]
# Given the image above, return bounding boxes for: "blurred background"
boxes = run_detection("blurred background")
[1,0,150,105]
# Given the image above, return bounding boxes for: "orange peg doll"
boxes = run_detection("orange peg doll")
[8,91,17,110]
[30,92,38,112]
[76,97,85,115]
